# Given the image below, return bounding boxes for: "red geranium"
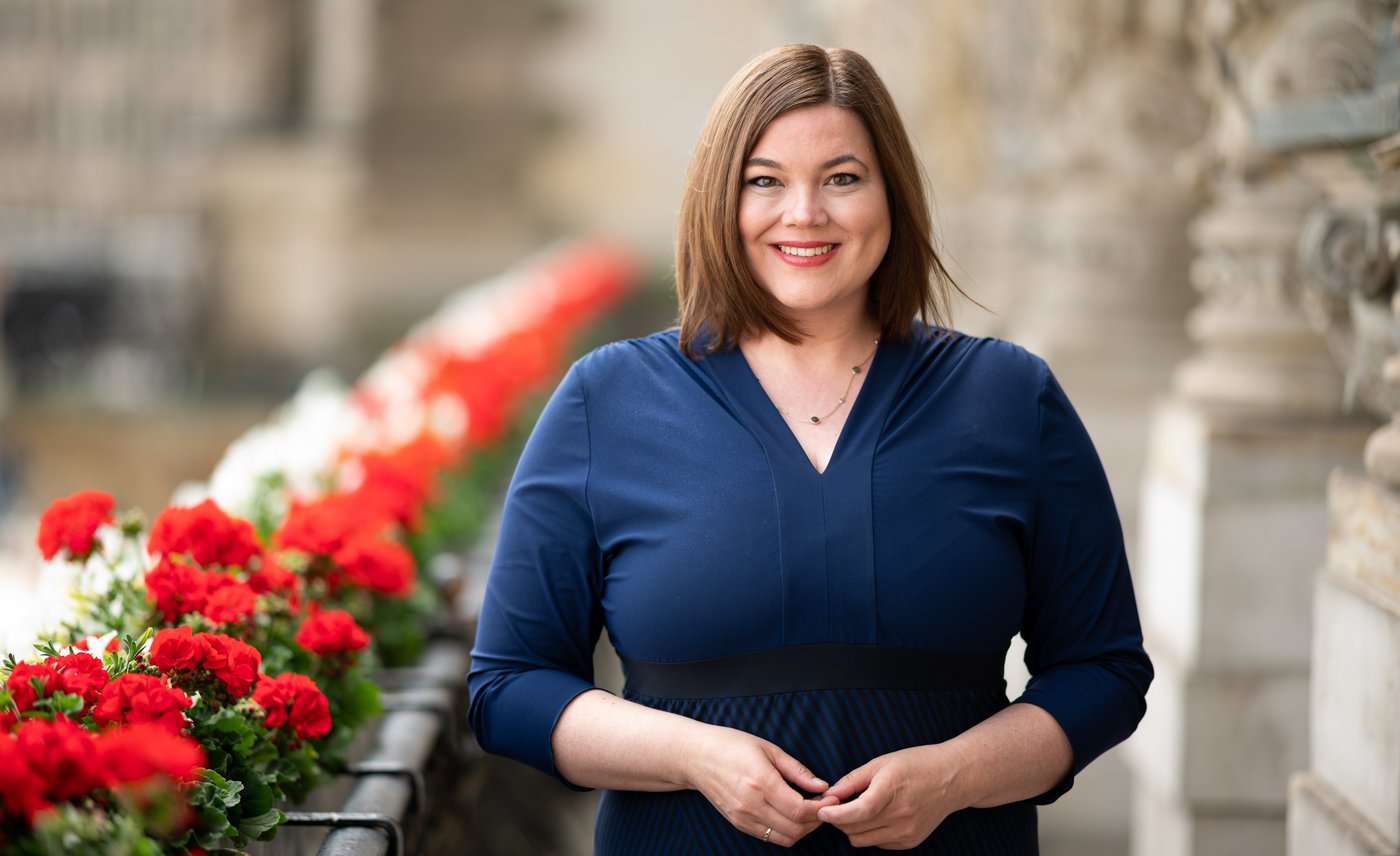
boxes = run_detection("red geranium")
[348,437,447,530]
[147,499,262,568]
[275,493,391,557]
[144,557,210,622]
[295,608,370,657]
[98,723,205,785]
[92,673,194,734]
[13,717,105,803]
[246,553,300,597]
[252,673,331,741]
[47,652,110,707]
[333,536,416,596]
[196,633,261,698]
[149,627,203,673]
[199,577,257,626]
[5,662,60,713]
[0,732,47,822]
[35,490,114,561]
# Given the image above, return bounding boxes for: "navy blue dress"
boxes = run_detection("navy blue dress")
[467,326,1151,854]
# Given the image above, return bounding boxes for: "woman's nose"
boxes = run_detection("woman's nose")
[782,186,828,228]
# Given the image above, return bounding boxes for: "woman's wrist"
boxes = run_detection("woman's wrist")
[930,738,982,812]
[672,718,717,792]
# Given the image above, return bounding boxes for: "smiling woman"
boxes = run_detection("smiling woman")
[468,44,1152,854]
[738,105,891,329]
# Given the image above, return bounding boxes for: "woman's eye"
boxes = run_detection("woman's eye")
[828,173,859,187]
[746,176,779,188]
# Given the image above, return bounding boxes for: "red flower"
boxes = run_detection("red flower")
[36,490,114,561]
[333,536,416,596]
[98,723,204,785]
[349,438,446,530]
[295,608,370,657]
[147,499,261,568]
[149,627,203,673]
[144,557,210,622]
[46,652,109,707]
[0,732,48,822]
[199,577,257,626]
[196,633,261,698]
[275,493,391,557]
[91,673,194,734]
[5,662,60,712]
[252,673,331,741]
[13,717,105,803]
[247,553,300,596]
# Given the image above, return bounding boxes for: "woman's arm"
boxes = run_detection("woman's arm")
[552,689,837,847]
[815,702,1071,849]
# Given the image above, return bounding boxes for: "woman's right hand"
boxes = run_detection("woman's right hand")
[680,724,837,848]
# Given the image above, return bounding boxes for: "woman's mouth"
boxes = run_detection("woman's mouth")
[776,243,835,258]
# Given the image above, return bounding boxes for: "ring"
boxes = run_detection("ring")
[763,827,772,843]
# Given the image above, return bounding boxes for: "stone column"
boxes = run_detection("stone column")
[1128,2,1384,854]
[1285,54,1400,856]
[1005,0,1204,552]
[1287,291,1400,855]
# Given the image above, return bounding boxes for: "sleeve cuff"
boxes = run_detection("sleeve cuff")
[468,667,600,787]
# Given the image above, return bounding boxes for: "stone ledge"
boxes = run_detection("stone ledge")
[1311,570,1400,844]
[1328,469,1400,603]
[1288,771,1399,856]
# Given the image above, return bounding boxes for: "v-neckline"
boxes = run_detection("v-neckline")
[707,338,891,478]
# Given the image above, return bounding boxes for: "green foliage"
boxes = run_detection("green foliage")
[27,803,167,856]
[185,705,294,847]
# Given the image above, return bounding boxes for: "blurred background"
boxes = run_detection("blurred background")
[3,1,1399,855]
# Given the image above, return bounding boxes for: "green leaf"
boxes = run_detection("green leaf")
[237,807,286,841]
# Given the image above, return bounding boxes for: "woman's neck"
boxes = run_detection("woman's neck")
[740,316,881,374]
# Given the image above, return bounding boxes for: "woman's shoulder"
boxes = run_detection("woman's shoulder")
[907,324,1051,389]
[572,328,683,375]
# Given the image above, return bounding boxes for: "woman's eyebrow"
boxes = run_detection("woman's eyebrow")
[743,154,869,170]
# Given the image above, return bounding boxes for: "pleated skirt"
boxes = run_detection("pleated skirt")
[595,687,1038,855]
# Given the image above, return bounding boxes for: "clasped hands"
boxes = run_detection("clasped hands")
[685,726,964,850]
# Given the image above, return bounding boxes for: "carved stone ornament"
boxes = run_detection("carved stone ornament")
[1299,205,1400,417]
[1300,206,1397,299]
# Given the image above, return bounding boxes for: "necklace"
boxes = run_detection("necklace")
[776,338,879,426]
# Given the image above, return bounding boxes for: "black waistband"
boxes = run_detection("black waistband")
[620,644,1006,699]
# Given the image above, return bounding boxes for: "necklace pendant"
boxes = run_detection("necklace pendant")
[809,416,821,424]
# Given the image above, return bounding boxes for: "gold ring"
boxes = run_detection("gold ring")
[763,827,772,843]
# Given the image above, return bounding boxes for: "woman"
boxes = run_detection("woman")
[468,44,1151,853]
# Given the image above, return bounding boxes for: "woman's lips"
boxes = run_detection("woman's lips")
[772,242,838,267]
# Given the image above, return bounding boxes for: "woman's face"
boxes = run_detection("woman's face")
[739,104,891,325]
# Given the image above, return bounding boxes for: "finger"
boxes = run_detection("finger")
[817,783,888,826]
[767,784,825,824]
[822,763,874,801]
[751,819,813,848]
[768,749,828,794]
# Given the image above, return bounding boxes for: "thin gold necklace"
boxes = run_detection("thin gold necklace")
[776,338,879,426]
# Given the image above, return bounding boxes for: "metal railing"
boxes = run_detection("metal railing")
[248,636,473,856]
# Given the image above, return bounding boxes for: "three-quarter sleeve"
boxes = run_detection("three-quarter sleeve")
[1012,364,1153,799]
[467,362,605,782]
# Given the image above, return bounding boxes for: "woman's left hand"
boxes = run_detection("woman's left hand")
[815,744,967,850]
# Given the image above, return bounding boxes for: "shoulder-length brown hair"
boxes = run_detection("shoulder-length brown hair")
[675,44,959,357]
